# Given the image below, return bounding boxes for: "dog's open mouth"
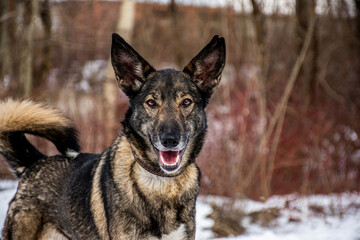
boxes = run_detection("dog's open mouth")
[154,149,184,173]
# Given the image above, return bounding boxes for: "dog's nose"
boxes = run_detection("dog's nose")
[160,132,180,148]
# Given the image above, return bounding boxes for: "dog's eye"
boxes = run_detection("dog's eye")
[146,99,157,107]
[182,98,192,107]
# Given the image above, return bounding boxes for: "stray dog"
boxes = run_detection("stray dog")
[0,34,225,240]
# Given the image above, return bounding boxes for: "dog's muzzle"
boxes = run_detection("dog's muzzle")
[151,132,187,174]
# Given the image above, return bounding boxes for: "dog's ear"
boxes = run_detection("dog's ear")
[111,33,156,96]
[183,35,226,97]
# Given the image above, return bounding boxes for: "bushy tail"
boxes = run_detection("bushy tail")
[0,99,80,177]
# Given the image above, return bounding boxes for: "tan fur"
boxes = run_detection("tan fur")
[109,136,140,239]
[91,157,110,240]
[112,136,137,200]
[0,99,78,177]
[0,99,72,133]
[38,224,68,240]
[3,208,42,240]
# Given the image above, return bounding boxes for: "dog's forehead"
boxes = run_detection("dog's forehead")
[145,69,197,96]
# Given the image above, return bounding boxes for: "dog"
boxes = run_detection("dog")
[0,34,225,240]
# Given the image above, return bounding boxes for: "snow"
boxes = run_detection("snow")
[226,213,360,240]
[0,180,359,239]
[0,180,17,227]
[81,60,107,83]
[196,200,215,239]
[78,59,107,91]
[199,194,360,240]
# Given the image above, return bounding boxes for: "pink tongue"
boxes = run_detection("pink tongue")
[159,151,179,164]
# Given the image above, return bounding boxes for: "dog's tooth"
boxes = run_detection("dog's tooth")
[175,154,180,166]
[160,154,165,164]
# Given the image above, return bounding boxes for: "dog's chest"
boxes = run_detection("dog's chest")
[148,224,187,240]
[130,175,195,239]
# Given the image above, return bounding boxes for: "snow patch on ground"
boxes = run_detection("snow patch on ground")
[196,199,216,239]
[202,193,360,240]
[0,180,17,228]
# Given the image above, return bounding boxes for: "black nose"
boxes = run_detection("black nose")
[160,132,180,148]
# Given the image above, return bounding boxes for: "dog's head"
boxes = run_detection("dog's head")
[111,34,225,176]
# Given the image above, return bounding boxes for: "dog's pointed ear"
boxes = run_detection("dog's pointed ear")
[111,33,156,96]
[183,35,226,97]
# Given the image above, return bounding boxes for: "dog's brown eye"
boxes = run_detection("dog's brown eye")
[146,99,157,107]
[182,99,192,107]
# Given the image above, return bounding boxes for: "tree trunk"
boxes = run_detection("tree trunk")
[20,0,39,97]
[0,0,9,89]
[356,0,360,41]
[103,0,135,147]
[38,0,52,89]
[169,0,184,67]
[355,0,360,77]
[249,0,269,199]
[250,0,265,57]
[7,0,18,94]
[296,0,317,105]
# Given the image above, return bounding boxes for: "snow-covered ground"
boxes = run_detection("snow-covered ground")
[1,180,359,239]
[0,180,18,229]
[196,194,360,240]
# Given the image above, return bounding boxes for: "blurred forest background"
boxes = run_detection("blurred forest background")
[0,0,359,200]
